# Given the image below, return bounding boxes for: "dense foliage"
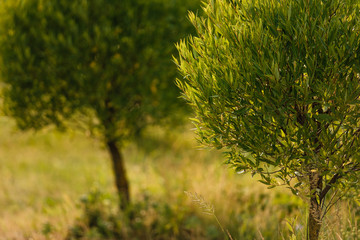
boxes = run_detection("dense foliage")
[0,0,199,206]
[0,0,194,137]
[176,0,360,238]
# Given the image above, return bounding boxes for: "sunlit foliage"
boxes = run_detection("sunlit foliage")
[176,0,360,238]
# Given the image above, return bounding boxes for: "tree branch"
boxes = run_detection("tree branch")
[319,172,341,201]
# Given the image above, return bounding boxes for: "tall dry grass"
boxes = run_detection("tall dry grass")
[0,117,358,239]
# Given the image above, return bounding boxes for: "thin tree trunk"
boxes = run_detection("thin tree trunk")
[106,140,130,209]
[308,172,322,240]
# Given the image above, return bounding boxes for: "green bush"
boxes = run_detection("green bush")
[66,188,304,240]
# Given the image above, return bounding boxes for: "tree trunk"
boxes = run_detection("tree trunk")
[308,172,322,240]
[106,140,130,209]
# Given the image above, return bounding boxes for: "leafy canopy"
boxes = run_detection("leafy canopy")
[0,0,195,142]
[176,0,360,194]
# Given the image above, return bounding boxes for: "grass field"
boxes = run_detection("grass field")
[0,116,359,239]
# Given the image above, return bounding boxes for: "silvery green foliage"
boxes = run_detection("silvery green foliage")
[176,0,360,196]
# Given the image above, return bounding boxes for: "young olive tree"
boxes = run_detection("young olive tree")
[0,0,198,208]
[176,0,360,239]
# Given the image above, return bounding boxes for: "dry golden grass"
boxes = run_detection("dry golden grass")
[0,117,267,239]
[0,117,358,239]
[0,117,112,239]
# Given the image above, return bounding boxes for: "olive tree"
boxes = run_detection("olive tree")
[0,0,198,208]
[176,0,360,239]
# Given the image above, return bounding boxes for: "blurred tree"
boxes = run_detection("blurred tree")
[176,0,360,239]
[0,0,199,208]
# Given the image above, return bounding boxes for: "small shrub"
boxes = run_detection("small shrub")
[66,189,210,240]
[66,187,305,240]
